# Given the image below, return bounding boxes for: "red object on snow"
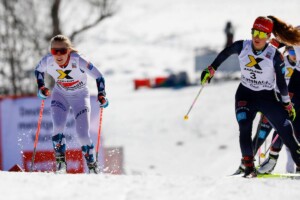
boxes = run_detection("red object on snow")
[154,77,167,86]
[9,164,24,172]
[134,79,151,90]
[23,150,85,173]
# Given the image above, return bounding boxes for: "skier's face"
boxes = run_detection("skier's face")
[51,41,71,66]
[287,48,296,62]
[251,29,270,51]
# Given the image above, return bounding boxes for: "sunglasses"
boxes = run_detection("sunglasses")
[51,48,68,55]
[251,29,269,39]
[288,49,296,56]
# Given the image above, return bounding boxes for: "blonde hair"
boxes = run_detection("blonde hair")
[50,35,78,53]
[267,15,300,46]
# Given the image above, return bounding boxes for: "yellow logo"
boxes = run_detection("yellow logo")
[286,67,294,78]
[57,70,73,79]
[245,55,263,70]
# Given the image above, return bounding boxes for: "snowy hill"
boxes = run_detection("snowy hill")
[2,81,300,200]
[79,0,300,80]
[3,0,300,199]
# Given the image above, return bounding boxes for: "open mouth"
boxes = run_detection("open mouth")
[253,39,260,45]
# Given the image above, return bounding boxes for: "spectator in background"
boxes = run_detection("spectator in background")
[224,21,234,48]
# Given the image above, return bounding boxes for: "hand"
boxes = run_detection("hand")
[98,92,109,108]
[283,102,296,121]
[37,86,50,100]
[200,66,215,85]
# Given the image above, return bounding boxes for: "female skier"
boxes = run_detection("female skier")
[200,16,300,177]
[35,35,108,174]
[233,46,298,175]
[257,46,298,174]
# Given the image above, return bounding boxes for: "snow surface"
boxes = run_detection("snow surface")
[3,0,300,199]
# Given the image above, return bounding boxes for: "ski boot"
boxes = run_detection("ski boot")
[82,144,101,174]
[87,162,101,174]
[257,150,279,174]
[55,152,67,174]
[242,156,257,178]
[232,162,245,175]
[52,133,67,174]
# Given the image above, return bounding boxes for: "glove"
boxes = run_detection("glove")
[200,66,215,85]
[37,86,50,100]
[98,92,109,108]
[283,102,296,121]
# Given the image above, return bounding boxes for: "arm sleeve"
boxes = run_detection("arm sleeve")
[34,56,47,88]
[273,51,290,103]
[294,46,300,63]
[79,56,102,79]
[288,69,300,95]
[210,40,244,70]
[79,56,105,93]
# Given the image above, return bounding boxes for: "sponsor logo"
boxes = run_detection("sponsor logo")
[286,67,294,78]
[265,51,272,59]
[237,112,247,122]
[75,107,89,119]
[237,101,247,107]
[57,80,80,88]
[246,55,263,70]
[87,63,94,70]
[51,100,67,111]
[262,116,269,124]
[57,69,73,79]
[258,130,267,139]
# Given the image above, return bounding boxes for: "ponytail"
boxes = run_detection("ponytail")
[267,15,300,46]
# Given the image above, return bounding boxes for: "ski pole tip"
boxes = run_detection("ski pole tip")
[184,115,189,120]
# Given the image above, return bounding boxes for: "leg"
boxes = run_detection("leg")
[50,90,70,172]
[258,132,283,174]
[236,102,257,157]
[292,96,300,142]
[259,100,300,167]
[252,114,273,155]
[233,85,258,176]
[69,90,100,173]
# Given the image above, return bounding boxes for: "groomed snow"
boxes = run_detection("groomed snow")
[2,0,300,199]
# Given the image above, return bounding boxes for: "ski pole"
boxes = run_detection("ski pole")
[96,108,103,162]
[260,134,279,158]
[258,147,262,165]
[184,84,206,120]
[30,99,45,172]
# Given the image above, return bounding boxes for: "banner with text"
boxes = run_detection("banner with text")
[0,96,121,173]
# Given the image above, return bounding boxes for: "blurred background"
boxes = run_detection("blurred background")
[0,0,300,175]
